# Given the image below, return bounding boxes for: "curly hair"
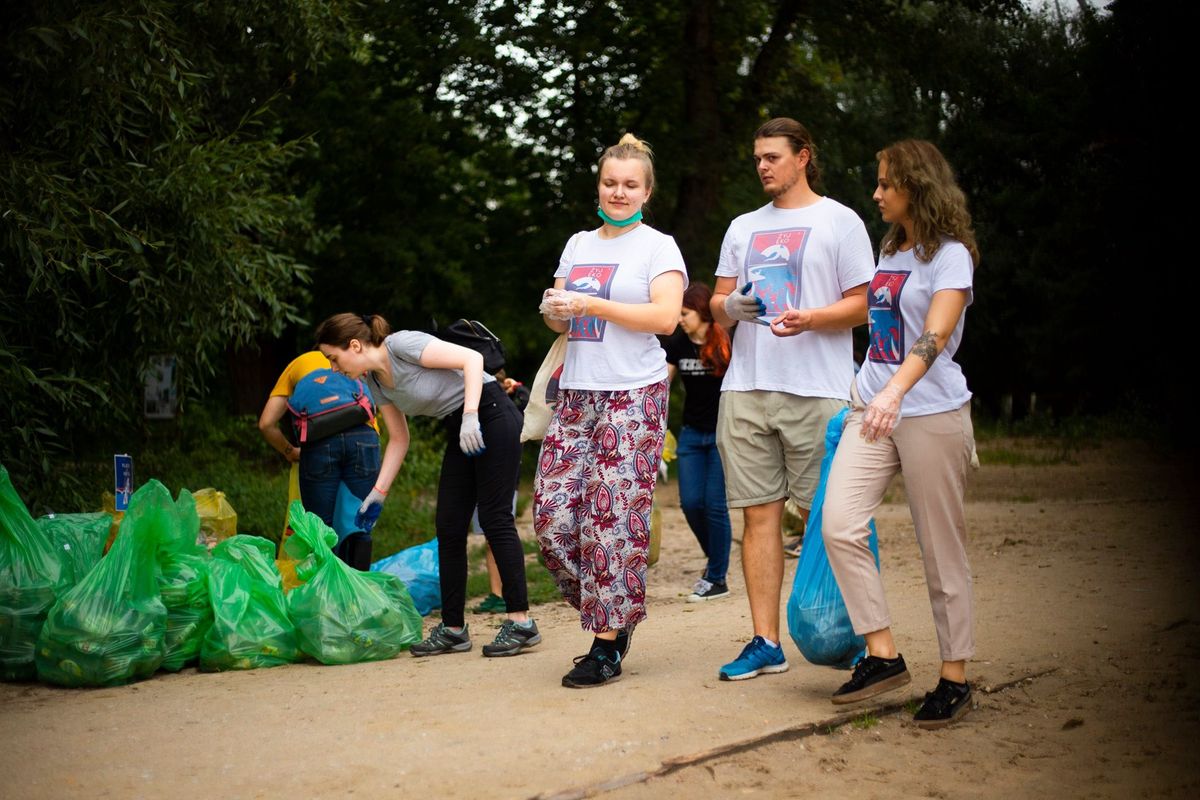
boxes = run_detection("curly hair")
[877,140,979,266]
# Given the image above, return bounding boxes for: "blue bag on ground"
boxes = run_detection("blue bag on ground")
[370,538,440,616]
[786,408,880,669]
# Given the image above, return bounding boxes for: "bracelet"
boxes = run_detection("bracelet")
[373,485,388,496]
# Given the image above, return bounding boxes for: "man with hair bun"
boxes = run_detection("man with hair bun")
[710,117,874,681]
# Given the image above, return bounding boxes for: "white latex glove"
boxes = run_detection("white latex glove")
[540,288,589,320]
[459,411,486,456]
[861,384,905,443]
[724,281,766,323]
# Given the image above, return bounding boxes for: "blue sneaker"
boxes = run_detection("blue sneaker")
[718,636,789,681]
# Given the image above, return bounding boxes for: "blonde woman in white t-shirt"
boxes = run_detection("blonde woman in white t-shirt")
[534,134,687,688]
[820,139,981,729]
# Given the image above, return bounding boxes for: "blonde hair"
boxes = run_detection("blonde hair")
[878,140,980,266]
[597,133,655,194]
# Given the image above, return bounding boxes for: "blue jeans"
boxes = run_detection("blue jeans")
[676,425,732,583]
[297,424,381,531]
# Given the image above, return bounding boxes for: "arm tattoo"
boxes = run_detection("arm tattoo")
[910,331,939,368]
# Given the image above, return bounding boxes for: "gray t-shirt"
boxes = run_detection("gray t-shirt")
[365,331,496,419]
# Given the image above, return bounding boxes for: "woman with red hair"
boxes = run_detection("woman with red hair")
[665,282,733,601]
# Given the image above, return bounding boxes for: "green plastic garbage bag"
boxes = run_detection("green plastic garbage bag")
[285,501,422,665]
[35,480,169,687]
[38,513,111,587]
[201,535,299,671]
[157,490,213,671]
[1,465,68,681]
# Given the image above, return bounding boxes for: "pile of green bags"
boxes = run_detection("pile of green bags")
[286,501,422,664]
[4,465,427,687]
[157,490,213,672]
[0,466,71,680]
[35,480,171,687]
[201,535,299,671]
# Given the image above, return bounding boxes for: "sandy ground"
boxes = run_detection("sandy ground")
[2,438,1197,799]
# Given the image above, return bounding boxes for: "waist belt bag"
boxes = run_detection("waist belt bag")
[287,369,375,444]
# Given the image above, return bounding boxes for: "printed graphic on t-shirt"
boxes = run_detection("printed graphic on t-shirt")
[867,270,911,364]
[744,228,810,322]
[677,356,708,377]
[566,264,618,341]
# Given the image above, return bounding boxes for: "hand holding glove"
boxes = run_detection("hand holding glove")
[354,487,387,533]
[539,288,589,320]
[724,281,766,323]
[861,384,905,443]
[459,411,486,456]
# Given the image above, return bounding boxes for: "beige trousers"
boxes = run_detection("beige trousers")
[822,385,976,661]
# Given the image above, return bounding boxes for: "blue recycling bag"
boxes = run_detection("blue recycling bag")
[370,538,440,616]
[786,407,880,669]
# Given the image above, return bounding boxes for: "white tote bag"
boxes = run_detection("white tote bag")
[520,333,567,442]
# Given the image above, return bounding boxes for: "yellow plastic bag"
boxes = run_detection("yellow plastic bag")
[193,489,237,549]
[99,492,124,554]
[275,559,302,593]
[278,463,301,557]
[661,429,677,463]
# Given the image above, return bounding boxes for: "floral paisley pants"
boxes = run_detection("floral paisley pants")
[533,380,668,632]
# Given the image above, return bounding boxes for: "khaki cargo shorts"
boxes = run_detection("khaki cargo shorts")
[716,390,846,510]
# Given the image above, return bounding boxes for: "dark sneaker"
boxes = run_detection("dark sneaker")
[831,654,911,704]
[410,623,472,657]
[783,536,804,558]
[718,636,789,681]
[688,578,730,603]
[562,648,622,688]
[615,628,633,659]
[482,619,542,657]
[472,593,507,614]
[913,678,972,729]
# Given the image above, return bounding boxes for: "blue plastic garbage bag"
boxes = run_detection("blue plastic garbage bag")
[786,407,880,669]
[370,539,440,616]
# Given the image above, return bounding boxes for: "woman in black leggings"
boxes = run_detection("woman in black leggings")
[314,312,539,658]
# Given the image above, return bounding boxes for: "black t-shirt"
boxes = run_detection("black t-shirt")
[663,330,723,431]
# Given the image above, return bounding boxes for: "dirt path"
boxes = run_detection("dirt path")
[2,439,1197,799]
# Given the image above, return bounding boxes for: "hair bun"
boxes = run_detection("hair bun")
[617,132,652,156]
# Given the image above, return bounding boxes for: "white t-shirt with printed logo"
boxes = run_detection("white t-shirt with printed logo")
[715,198,875,399]
[856,239,974,417]
[553,225,688,391]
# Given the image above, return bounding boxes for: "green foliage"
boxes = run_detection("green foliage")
[0,1,348,508]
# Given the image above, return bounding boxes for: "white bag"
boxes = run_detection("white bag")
[520,333,567,442]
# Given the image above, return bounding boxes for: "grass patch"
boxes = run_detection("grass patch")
[904,698,921,715]
[850,712,880,730]
[464,538,560,607]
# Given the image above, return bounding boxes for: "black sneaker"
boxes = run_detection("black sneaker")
[562,648,622,688]
[913,678,972,729]
[410,623,472,657]
[687,578,730,603]
[482,619,542,657]
[831,654,911,704]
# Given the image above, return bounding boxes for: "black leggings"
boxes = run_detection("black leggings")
[437,382,527,627]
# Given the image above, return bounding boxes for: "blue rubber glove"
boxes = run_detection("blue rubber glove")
[354,488,387,533]
[724,281,766,323]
